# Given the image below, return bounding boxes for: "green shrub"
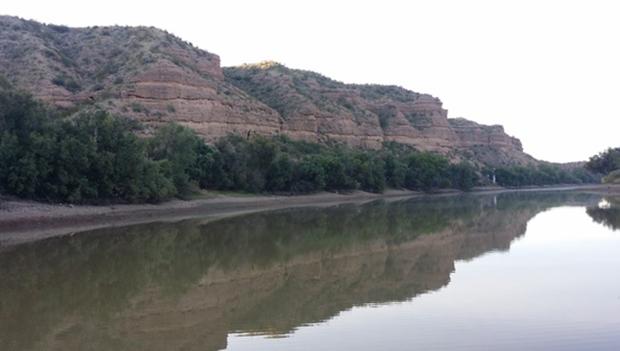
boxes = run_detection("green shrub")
[603,170,620,184]
[587,148,620,176]
[0,86,178,203]
[51,75,81,93]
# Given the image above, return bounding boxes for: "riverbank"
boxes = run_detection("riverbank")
[0,189,422,246]
[1,184,618,247]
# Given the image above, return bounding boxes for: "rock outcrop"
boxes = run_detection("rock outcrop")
[0,16,534,166]
[448,118,532,165]
[0,16,282,142]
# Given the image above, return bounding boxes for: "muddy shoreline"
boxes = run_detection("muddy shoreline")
[1,184,618,247]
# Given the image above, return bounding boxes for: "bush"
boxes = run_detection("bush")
[603,170,620,184]
[148,123,202,194]
[449,162,478,191]
[492,163,598,187]
[186,135,485,194]
[0,86,179,203]
[587,148,620,175]
[404,153,450,190]
[51,75,81,93]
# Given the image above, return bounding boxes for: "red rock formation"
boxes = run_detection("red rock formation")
[115,60,281,141]
[0,16,535,166]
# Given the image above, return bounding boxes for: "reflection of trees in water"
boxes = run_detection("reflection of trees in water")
[0,192,603,351]
[586,197,620,231]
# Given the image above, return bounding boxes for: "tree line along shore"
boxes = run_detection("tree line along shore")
[0,82,607,205]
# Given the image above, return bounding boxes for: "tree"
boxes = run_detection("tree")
[148,123,202,194]
[266,154,294,192]
[0,84,178,203]
[383,152,406,188]
[449,162,478,191]
[587,148,620,175]
[350,152,385,193]
[292,156,326,193]
[404,153,450,190]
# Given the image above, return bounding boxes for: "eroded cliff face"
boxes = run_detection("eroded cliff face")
[117,60,281,141]
[225,63,461,151]
[0,16,534,166]
[0,16,281,142]
[448,118,533,165]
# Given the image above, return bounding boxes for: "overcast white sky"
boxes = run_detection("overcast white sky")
[3,0,619,162]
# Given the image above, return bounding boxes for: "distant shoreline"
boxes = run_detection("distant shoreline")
[1,184,618,248]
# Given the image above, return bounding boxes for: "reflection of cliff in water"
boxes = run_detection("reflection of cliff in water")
[0,192,602,351]
[587,196,620,231]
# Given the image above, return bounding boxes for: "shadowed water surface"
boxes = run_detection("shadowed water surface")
[1,192,619,350]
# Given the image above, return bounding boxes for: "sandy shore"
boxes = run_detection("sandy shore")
[0,190,424,246]
[1,184,618,247]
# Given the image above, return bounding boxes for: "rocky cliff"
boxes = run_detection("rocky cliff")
[0,16,534,166]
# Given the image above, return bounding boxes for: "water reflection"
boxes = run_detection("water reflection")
[0,192,607,351]
[586,196,620,230]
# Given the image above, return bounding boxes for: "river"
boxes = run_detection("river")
[1,191,619,350]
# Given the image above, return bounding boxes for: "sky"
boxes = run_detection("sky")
[3,0,619,162]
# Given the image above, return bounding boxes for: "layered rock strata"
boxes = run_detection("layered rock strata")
[0,16,534,165]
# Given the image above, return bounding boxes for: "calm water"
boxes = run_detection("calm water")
[1,192,619,351]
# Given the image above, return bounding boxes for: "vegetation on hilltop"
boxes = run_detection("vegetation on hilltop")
[224,62,419,124]
[224,62,349,119]
[0,15,214,98]
[224,62,433,136]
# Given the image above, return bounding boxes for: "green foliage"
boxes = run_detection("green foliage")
[603,170,620,184]
[148,123,201,193]
[404,153,450,190]
[51,75,81,93]
[0,87,176,203]
[0,83,599,204]
[293,156,326,193]
[449,162,478,191]
[266,154,294,191]
[187,135,483,194]
[492,163,599,187]
[586,147,620,175]
[130,102,145,113]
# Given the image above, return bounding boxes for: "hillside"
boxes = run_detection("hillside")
[225,62,531,165]
[0,16,534,166]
